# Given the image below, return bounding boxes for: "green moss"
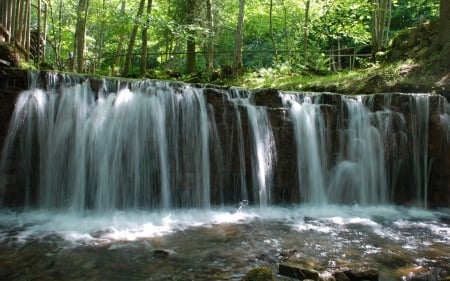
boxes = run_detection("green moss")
[242,266,274,281]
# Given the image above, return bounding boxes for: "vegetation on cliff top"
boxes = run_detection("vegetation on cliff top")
[1,0,449,94]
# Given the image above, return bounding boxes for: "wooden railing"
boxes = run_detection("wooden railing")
[0,0,47,62]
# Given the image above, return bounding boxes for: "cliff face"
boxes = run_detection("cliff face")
[1,69,449,209]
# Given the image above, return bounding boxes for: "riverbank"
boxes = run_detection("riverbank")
[231,20,450,96]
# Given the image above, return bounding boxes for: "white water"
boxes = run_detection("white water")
[282,94,388,205]
[1,76,447,210]
[282,95,327,204]
[409,95,430,208]
[330,96,388,205]
[0,205,447,245]
[1,77,213,211]
[1,76,450,280]
[226,90,276,207]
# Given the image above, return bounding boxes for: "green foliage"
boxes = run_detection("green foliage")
[39,0,441,78]
[391,0,439,31]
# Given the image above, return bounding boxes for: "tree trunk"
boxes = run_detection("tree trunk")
[140,0,153,76]
[185,0,196,74]
[47,0,62,69]
[269,0,278,63]
[205,0,214,78]
[282,0,291,66]
[95,0,107,73]
[74,0,89,73]
[439,0,450,47]
[371,0,391,53]
[233,0,245,77]
[186,37,196,73]
[112,0,126,75]
[123,0,146,77]
[303,0,310,66]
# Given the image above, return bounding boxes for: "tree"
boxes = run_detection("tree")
[185,0,197,74]
[140,0,153,75]
[73,0,89,72]
[303,0,311,66]
[186,0,196,73]
[269,0,278,63]
[233,0,245,77]
[205,0,214,77]
[371,0,392,53]
[439,0,450,47]
[112,0,127,75]
[123,0,146,76]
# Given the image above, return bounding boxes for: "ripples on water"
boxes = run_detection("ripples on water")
[0,205,449,280]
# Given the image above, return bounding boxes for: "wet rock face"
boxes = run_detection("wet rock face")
[0,69,450,208]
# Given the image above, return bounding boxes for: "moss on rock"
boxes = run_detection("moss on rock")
[242,266,274,281]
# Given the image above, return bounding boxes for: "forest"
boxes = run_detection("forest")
[2,0,450,87]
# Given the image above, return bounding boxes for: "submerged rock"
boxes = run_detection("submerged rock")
[242,266,274,281]
[342,269,378,281]
[278,261,320,280]
[152,249,170,259]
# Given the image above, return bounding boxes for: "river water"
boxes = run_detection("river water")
[1,205,449,280]
[1,74,450,280]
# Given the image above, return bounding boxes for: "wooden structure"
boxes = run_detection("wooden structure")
[0,0,48,62]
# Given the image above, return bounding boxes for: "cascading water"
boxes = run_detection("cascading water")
[225,89,276,207]
[1,74,214,211]
[281,94,328,205]
[1,72,449,281]
[408,95,430,208]
[282,94,388,205]
[329,96,388,205]
[0,75,446,209]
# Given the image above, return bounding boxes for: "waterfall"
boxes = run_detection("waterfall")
[282,94,327,205]
[283,94,388,205]
[329,96,388,205]
[246,94,275,207]
[227,90,276,207]
[0,74,213,212]
[409,95,430,208]
[1,72,447,210]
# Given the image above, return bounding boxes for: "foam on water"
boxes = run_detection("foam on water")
[0,205,445,246]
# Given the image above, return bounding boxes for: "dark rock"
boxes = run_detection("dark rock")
[279,262,320,281]
[152,249,169,259]
[242,266,274,281]
[253,88,283,108]
[343,269,378,281]
[333,271,351,281]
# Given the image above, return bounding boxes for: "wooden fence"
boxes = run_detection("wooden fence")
[0,0,47,62]
[84,48,373,75]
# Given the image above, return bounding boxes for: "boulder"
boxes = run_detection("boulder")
[242,266,274,281]
[278,261,320,280]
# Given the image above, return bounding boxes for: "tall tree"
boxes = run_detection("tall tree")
[112,0,126,75]
[205,0,214,77]
[371,0,392,53]
[140,0,153,76]
[123,0,146,77]
[269,0,278,63]
[439,0,450,47]
[73,0,89,72]
[185,0,197,74]
[233,0,245,77]
[303,0,311,66]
